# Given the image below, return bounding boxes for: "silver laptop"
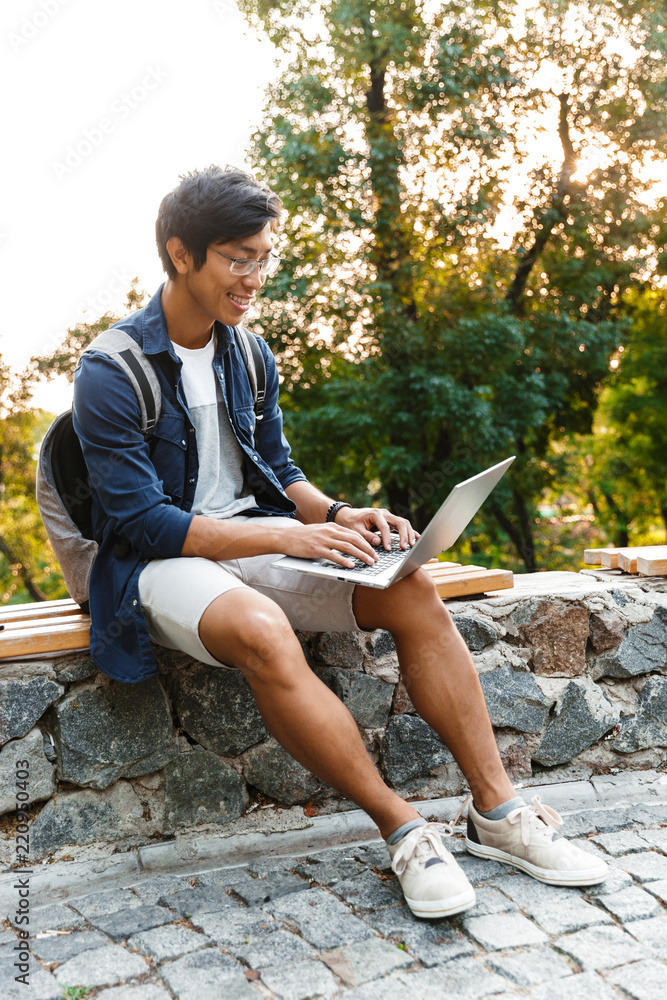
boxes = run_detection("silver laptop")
[272,456,515,589]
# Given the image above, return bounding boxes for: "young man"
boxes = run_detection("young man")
[73,165,607,920]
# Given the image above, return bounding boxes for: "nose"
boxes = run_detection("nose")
[241,265,266,292]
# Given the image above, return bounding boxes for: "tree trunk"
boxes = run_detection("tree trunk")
[490,497,537,572]
[0,534,47,602]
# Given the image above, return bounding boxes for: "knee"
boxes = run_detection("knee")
[233,604,301,681]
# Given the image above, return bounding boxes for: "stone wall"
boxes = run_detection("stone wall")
[1,571,666,861]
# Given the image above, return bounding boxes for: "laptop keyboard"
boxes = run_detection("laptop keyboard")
[320,535,412,576]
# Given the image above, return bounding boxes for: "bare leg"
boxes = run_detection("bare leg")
[199,589,420,838]
[353,569,515,812]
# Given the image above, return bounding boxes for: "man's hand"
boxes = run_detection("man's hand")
[280,522,382,568]
[333,506,419,551]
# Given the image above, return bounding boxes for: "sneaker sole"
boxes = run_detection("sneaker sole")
[403,886,476,920]
[465,839,609,887]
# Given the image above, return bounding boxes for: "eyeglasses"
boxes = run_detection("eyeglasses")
[209,247,282,277]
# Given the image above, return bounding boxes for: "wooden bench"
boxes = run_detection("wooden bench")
[0,562,513,659]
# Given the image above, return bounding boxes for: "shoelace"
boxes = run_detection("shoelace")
[506,794,563,847]
[390,822,456,876]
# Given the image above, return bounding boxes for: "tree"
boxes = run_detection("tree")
[239,0,667,568]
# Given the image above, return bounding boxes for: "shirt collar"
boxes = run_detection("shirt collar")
[140,283,235,360]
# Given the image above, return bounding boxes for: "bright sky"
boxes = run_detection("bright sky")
[0,0,276,413]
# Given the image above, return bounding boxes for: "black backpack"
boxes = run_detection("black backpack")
[36,326,266,610]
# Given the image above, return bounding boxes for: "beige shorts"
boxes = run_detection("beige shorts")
[138,515,360,668]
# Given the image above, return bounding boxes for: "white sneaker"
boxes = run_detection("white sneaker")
[466,795,609,886]
[387,822,476,919]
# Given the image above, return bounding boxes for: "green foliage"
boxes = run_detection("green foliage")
[241,0,667,568]
[59,987,92,1000]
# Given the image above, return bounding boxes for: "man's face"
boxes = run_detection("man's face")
[181,222,275,327]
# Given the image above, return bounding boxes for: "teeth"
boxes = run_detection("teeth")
[228,294,249,305]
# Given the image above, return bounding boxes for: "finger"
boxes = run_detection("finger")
[386,514,416,548]
[328,528,379,564]
[365,511,392,550]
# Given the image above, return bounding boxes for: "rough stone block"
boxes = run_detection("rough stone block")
[366,904,474,967]
[340,981,412,1000]
[463,912,548,950]
[53,943,150,987]
[624,915,667,949]
[398,956,508,1000]
[318,667,393,728]
[162,746,247,833]
[379,715,453,786]
[31,780,158,857]
[453,615,497,651]
[608,959,667,1000]
[584,866,633,896]
[514,600,590,676]
[294,853,367,886]
[232,928,317,968]
[264,887,376,950]
[589,609,625,652]
[49,678,178,788]
[128,922,211,961]
[612,676,667,753]
[479,666,551,732]
[54,654,98,683]
[159,949,251,1000]
[492,873,575,907]
[242,737,333,805]
[170,661,268,756]
[89,903,175,941]
[323,936,414,986]
[534,678,619,766]
[157,885,239,917]
[597,886,661,922]
[8,902,85,933]
[0,726,56,816]
[391,678,415,715]
[260,960,339,1000]
[191,908,278,945]
[530,971,625,1000]
[521,897,613,935]
[330,870,403,910]
[96,988,172,1000]
[316,631,368,670]
[31,929,107,963]
[643,878,667,905]
[0,677,63,745]
[554,924,649,971]
[615,851,667,882]
[591,830,650,855]
[129,875,193,905]
[591,605,667,679]
[638,827,667,852]
[0,964,60,1000]
[221,870,310,907]
[487,946,573,986]
[71,887,144,920]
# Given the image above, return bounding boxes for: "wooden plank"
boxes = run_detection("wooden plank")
[0,598,77,617]
[425,564,488,579]
[423,560,462,569]
[0,603,81,625]
[618,546,667,574]
[0,620,90,657]
[637,552,667,576]
[1,615,90,633]
[435,569,514,599]
[584,548,618,566]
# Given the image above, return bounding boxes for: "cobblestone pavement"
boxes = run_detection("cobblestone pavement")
[2,773,667,999]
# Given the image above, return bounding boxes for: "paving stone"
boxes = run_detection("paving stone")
[561,812,597,837]
[323,935,414,986]
[227,871,310,906]
[0,965,61,1000]
[130,875,193,904]
[53,943,150,987]
[157,885,239,916]
[607,958,667,1000]
[633,803,667,828]
[90,903,176,941]
[522,897,613,935]
[96,988,172,1000]
[486,945,574,986]
[584,866,633,896]
[463,912,548,950]
[456,854,507,883]
[638,827,667,852]
[625,914,667,950]
[232,928,317,969]
[554,924,649,971]
[127,922,212,961]
[330,978,412,1000]
[568,837,611,861]
[191,908,279,946]
[529,971,624,1000]
[586,807,633,833]
[260,959,339,1000]
[398,956,509,1000]
[615,851,667,882]
[591,830,651,855]
[493,872,577,907]
[353,841,393,871]
[264,887,376,950]
[365,903,476,967]
[294,854,367,885]
[159,948,250,1000]
[9,902,86,933]
[468,886,519,915]
[70,887,144,920]
[597,886,662,921]
[590,770,667,805]
[644,879,667,905]
[31,929,107,963]
[330,869,403,910]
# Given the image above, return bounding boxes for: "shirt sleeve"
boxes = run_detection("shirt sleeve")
[253,337,308,490]
[73,351,195,558]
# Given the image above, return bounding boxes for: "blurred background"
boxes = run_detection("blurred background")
[1,0,666,603]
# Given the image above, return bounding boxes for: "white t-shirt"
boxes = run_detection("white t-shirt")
[171,333,257,519]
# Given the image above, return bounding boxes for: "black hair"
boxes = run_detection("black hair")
[155,165,282,279]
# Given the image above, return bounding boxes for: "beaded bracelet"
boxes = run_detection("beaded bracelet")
[325,501,352,523]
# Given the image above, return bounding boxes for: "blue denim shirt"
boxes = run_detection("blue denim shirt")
[72,284,307,682]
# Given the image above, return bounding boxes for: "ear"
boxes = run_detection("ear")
[166,237,192,276]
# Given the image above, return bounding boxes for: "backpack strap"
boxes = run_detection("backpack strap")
[235,327,267,422]
[84,329,162,437]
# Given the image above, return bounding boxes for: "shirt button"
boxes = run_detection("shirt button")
[132,599,138,606]
[189,427,195,434]
[181,439,186,447]
[189,477,195,483]
[253,454,259,462]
